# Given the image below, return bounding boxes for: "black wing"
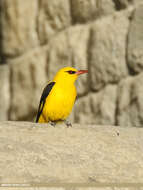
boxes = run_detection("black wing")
[36,82,55,122]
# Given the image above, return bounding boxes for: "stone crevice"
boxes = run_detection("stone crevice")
[112,0,128,10]
[8,66,13,120]
[125,7,136,76]
[0,0,6,65]
[114,84,120,126]
[69,0,75,25]
[35,0,42,46]
[86,25,92,93]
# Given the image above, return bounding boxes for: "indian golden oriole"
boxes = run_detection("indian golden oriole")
[36,67,88,126]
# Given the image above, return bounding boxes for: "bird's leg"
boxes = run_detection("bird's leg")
[64,120,72,127]
[49,121,56,127]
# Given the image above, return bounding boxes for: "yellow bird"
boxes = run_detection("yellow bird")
[36,67,88,126]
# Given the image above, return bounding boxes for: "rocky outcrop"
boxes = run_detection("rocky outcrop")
[75,85,117,125]
[128,3,143,73]
[89,10,130,91]
[1,0,39,56]
[38,0,71,44]
[0,0,143,127]
[0,121,142,184]
[9,46,48,121]
[0,65,10,120]
[117,73,143,127]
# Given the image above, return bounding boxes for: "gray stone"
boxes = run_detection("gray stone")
[9,47,48,121]
[128,4,143,73]
[0,65,10,120]
[38,0,71,44]
[113,0,133,10]
[0,187,139,190]
[120,0,133,7]
[90,10,130,91]
[101,0,115,15]
[66,25,90,96]
[0,188,64,190]
[71,0,101,23]
[47,31,72,80]
[74,85,117,125]
[78,189,111,190]
[48,25,90,96]
[1,0,39,57]
[133,0,143,6]
[117,73,143,127]
[0,121,142,183]
[71,0,115,24]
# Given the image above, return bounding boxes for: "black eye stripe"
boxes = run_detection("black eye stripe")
[66,70,76,74]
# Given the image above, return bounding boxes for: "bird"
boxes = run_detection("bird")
[36,67,88,127]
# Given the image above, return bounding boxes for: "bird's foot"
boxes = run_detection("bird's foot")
[49,121,56,127]
[64,120,72,127]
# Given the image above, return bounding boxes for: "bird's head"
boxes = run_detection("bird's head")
[53,67,88,84]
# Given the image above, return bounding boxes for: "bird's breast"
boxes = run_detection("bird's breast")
[44,83,76,121]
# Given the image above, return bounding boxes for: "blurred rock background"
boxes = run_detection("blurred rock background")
[0,0,143,127]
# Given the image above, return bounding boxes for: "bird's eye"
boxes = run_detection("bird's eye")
[66,70,76,74]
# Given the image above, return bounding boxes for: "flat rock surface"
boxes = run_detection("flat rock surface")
[0,121,142,184]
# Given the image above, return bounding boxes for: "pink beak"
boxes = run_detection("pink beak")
[76,70,88,75]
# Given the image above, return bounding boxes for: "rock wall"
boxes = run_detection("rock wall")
[0,0,143,127]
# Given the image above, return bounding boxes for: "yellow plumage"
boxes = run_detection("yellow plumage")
[36,67,88,126]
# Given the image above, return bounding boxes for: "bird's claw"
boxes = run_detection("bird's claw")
[64,120,72,127]
[49,121,56,127]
